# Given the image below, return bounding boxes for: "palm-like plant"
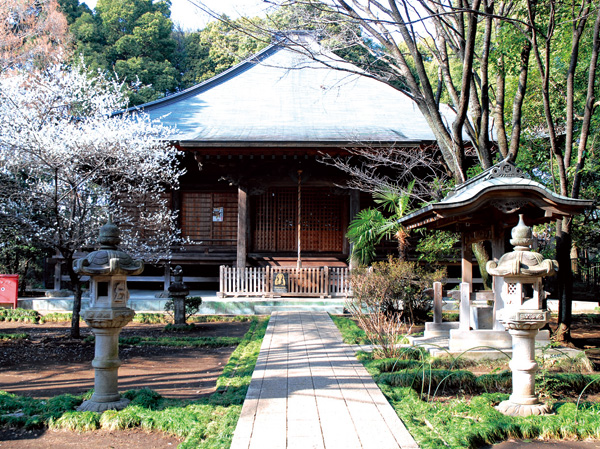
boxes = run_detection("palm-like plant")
[347,181,414,266]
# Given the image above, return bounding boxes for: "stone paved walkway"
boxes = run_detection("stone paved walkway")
[231,311,419,449]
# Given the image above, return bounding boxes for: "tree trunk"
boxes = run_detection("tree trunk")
[65,256,82,339]
[19,258,30,296]
[472,242,492,290]
[555,219,573,343]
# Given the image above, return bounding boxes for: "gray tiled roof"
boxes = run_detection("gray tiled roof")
[139,36,452,145]
[398,160,593,229]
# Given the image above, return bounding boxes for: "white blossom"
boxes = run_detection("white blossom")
[0,64,186,266]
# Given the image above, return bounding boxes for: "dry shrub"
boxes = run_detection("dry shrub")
[348,258,445,358]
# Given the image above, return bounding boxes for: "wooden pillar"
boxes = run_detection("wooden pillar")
[491,226,505,261]
[461,234,473,293]
[347,190,360,269]
[236,185,248,269]
[324,266,330,298]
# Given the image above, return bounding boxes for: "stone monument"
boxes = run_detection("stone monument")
[74,218,144,412]
[487,214,557,416]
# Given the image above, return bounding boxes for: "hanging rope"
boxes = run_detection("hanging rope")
[297,169,302,270]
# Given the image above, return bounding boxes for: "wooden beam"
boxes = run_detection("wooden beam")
[347,190,360,267]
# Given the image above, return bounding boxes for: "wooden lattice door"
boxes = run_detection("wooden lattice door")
[252,187,345,252]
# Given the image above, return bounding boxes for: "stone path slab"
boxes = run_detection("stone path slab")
[231,311,419,449]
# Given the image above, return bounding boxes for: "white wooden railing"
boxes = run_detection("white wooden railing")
[219,266,352,297]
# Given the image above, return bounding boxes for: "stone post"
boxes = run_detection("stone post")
[73,219,143,413]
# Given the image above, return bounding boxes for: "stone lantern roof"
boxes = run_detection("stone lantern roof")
[73,218,144,276]
[486,215,557,278]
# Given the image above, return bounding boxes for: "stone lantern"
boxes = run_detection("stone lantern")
[486,214,557,416]
[168,265,189,325]
[74,218,144,412]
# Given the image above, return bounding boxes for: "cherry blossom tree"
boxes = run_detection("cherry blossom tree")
[0,65,185,338]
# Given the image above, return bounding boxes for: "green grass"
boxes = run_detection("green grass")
[329,314,371,344]
[0,332,29,340]
[0,308,40,323]
[82,334,243,348]
[362,352,600,448]
[332,315,600,447]
[0,316,269,448]
[0,309,255,325]
[40,312,79,323]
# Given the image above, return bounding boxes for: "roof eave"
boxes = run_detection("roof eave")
[399,185,594,230]
[177,139,431,148]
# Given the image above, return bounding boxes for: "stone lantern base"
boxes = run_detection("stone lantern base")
[78,397,131,413]
[76,307,135,413]
[496,400,553,417]
[494,314,554,417]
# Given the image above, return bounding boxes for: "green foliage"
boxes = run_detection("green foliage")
[210,318,268,406]
[164,295,203,322]
[0,308,40,323]
[386,385,600,448]
[378,369,479,394]
[361,354,600,448]
[40,312,77,323]
[346,208,387,266]
[48,411,100,431]
[123,388,162,409]
[0,333,29,340]
[132,313,169,324]
[415,229,460,263]
[0,240,47,294]
[0,391,82,429]
[347,182,414,266]
[84,335,243,347]
[64,0,179,105]
[177,18,267,89]
[329,314,371,345]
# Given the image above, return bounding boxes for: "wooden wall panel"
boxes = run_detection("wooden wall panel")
[181,192,238,246]
[253,188,344,253]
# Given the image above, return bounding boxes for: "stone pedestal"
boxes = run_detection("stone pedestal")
[78,308,135,412]
[496,315,553,416]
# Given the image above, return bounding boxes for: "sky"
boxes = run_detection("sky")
[81,0,272,30]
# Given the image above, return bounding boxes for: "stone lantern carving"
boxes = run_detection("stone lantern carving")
[486,214,557,416]
[74,218,144,412]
